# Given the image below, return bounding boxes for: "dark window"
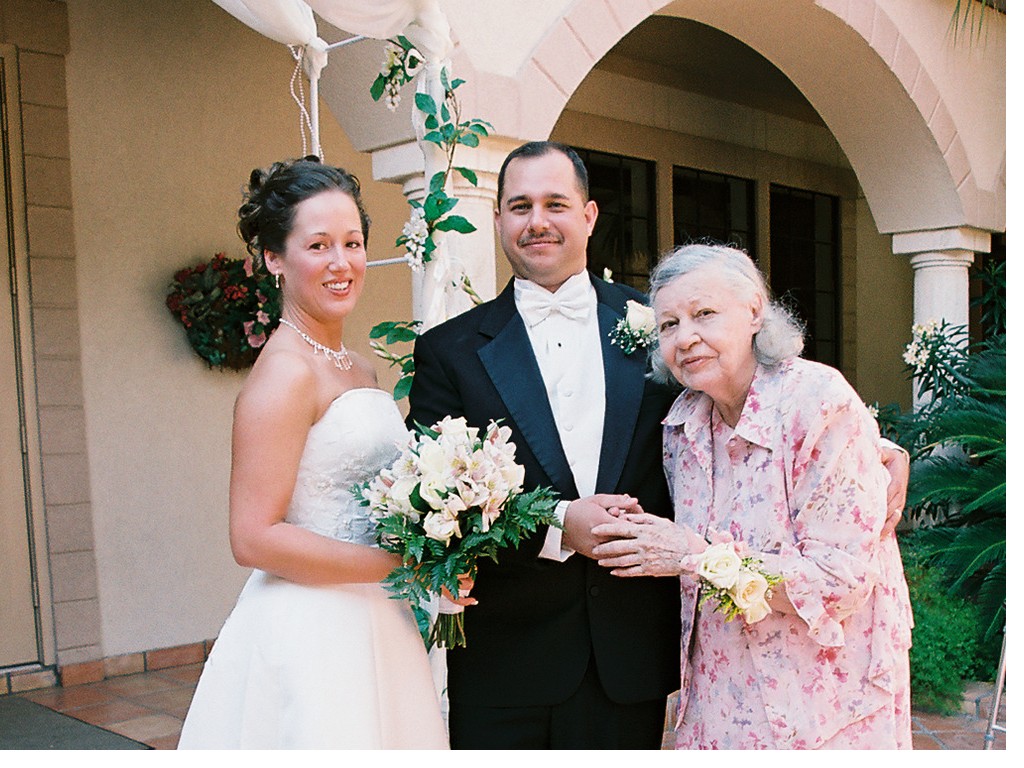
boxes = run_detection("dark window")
[769,185,840,366]
[672,167,756,258]
[573,148,657,292]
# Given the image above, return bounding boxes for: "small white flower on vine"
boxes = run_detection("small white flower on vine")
[402,207,430,271]
[385,81,401,111]
[380,42,403,78]
[403,207,430,246]
[406,252,425,272]
[865,403,879,419]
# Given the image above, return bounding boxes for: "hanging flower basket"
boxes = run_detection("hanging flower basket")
[166,252,281,371]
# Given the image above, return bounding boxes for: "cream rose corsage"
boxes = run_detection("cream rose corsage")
[609,299,657,355]
[683,529,782,625]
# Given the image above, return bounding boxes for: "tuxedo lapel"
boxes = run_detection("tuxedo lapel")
[593,278,647,494]
[477,285,578,497]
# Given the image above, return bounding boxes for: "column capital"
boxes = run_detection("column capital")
[891,226,991,256]
[908,251,975,271]
[369,137,517,325]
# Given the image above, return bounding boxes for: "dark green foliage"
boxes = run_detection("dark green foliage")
[949,1,1004,44]
[894,331,1005,645]
[972,258,1006,338]
[166,252,280,370]
[878,261,1006,689]
[901,541,981,714]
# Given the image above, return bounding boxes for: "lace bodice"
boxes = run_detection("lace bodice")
[286,388,409,546]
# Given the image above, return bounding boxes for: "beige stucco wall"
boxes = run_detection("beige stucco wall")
[877,0,1006,193]
[65,0,415,655]
[854,196,914,410]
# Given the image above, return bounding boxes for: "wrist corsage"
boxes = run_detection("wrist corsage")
[685,529,782,624]
[610,299,657,355]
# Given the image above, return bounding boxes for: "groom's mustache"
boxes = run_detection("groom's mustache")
[518,233,564,246]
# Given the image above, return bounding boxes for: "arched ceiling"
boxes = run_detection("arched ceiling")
[316,0,1004,235]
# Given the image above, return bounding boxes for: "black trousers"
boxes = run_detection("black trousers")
[447,655,667,750]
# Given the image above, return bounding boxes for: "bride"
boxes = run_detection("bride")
[178,157,448,749]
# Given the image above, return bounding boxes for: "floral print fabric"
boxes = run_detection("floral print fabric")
[663,358,913,749]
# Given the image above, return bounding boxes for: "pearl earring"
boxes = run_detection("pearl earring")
[275,273,280,289]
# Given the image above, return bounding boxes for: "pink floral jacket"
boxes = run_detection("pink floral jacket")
[663,358,913,748]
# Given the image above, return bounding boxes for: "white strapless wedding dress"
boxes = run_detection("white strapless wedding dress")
[178,388,447,749]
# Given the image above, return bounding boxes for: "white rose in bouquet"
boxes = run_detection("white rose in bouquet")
[731,568,772,623]
[386,474,421,520]
[418,473,451,510]
[423,510,461,544]
[697,542,742,590]
[434,415,478,448]
[416,439,453,478]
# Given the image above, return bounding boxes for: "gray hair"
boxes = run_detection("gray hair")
[648,243,804,385]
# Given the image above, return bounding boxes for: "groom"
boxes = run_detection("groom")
[408,141,681,749]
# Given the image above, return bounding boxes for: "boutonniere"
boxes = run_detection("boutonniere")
[609,299,657,355]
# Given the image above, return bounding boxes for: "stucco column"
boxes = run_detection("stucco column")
[891,227,989,329]
[445,165,499,304]
[371,137,513,327]
[891,227,989,406]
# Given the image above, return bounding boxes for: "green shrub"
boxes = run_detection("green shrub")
[901,540,981,714]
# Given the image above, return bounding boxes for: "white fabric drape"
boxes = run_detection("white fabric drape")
[211,1,451,69]
[212,0,318,46]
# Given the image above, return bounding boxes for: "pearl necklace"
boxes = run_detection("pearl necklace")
[278,318,352,371]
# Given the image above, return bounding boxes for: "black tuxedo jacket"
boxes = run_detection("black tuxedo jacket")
[408,274,681,708]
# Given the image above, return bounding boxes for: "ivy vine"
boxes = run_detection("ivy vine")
[369,39,492,398]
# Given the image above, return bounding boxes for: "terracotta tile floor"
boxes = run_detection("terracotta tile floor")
[11,663,204,750]
[4,664,1007,749]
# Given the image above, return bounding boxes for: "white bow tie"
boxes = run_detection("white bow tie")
[517,285,592,327]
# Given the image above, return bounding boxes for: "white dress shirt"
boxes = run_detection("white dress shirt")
[514,271,606,561]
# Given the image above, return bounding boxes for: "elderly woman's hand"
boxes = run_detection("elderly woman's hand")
[592,512,694,577]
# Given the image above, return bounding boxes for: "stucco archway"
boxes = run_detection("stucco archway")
[316,0,1002,333]
[495,0,1003,237]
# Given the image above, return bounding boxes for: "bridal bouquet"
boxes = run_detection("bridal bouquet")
[356,416,560,648]
[686,529,783,624]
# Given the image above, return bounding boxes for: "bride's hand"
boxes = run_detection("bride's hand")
[441,572,477,607]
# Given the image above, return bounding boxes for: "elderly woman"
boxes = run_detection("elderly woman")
[593,244,913,749]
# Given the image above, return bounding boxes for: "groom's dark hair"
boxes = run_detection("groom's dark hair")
[497,141,590,204]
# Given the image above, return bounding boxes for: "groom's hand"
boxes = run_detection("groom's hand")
[880,440,910,537]
[563,494,640,559]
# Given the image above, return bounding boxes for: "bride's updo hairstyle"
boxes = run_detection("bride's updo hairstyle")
[237,155,371,270]
[648,243,805,386]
